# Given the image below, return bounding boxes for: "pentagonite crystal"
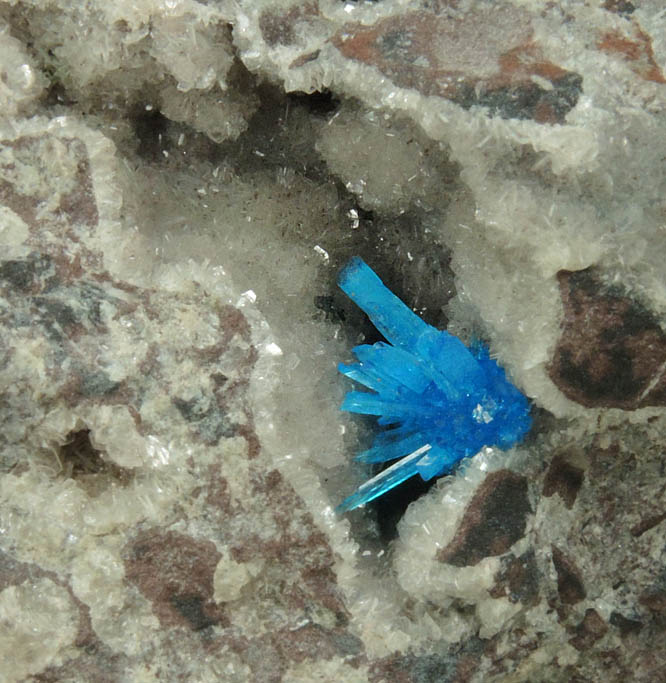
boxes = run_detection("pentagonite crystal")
[337,257,532,512]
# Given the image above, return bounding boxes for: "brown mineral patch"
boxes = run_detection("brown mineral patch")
[259,2,318,48]
[219,302,253,344]
[124,529,226,630]
[496,43,576,124]
[300,564,348,620]
[630,510,666,537]
[193,303,254,363]
[32,643,130,683]
[481,636,507,678]
[454,652,482,683]
[548,268,666,409]
[50,251,86,283]
[248,466,302,535]
[236,634,286,682]
[543,454,584,509]
[251,466,285,497]
[90,269,141,295]
[332,9,528,95]
[551,545,586,605]
[569,608,608,651]
[224,464,346,625]
[224,598,359,678]
[272,623,340,664]
[0,176,39,226]
[369,641,484,683]
[490,550,541,606]
[437,470,531,567]
[59,369,125,407]
[236,422,261,459]
[290,49,320,68]
[639,587,666,614]
[0,548,35,592]
[0,136,44,227]
[229,523,336,578]
[137,341,160,377]
[57,138,99,227]
[205,463,233,514]
[498,42,569,84]
[0,550,99,655]
[602,0,636,16]
[609,610,643,636]
[598,29,666,84]
[332,8,581,123]
[0,252,52,294]
[66,586,97,651]
[0,135,100,229]
[483,629,541,677]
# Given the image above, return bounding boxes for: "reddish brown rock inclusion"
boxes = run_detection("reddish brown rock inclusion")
[630,511,666,538]
[639,567,666,615]
[569,608,609,651]
[0,136,99,228]
[490,550,541,606]
[542,454,584,509]
[609,610,643,637]
[259,2,318,48]
[124,530,226,631]
[548,268,666,409]
[0,550,97,652]
[598,28,666,84]
[602,0,636,16]
[231,467,349,621]
[368,639,485,683]
[173,303,258,447]
[57,138,99,227]
[437,470,531,567]
[551,545,586,605]
[332,9,582,123]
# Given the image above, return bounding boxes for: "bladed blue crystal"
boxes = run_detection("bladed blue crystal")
[336,257,532,513]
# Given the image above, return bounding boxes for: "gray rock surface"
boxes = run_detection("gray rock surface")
[0,1,664,681]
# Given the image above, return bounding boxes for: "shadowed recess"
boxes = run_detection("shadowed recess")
[56,428,132,497]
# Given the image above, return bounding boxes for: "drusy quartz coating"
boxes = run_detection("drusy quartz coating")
[337,257,532,512]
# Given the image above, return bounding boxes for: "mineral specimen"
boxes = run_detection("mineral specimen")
[337,257,532,511]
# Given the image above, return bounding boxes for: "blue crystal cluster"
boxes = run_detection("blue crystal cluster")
[337,257,532,512]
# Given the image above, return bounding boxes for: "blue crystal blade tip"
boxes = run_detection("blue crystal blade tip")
[337,256,429,350]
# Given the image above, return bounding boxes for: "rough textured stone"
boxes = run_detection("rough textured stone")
[0,117,355,681]
[549,268,666,409]
[602,0,636,17]
[1,1,665,681]
[437,470,532,567]
[259,2,318,48]
[331,8,582,124]
[543,453,585,509]
[368,642,485,683]
[551,545,587,606]
[609,610,643,637]
[490,550,541,607]
[597,25,666,85]
[124,530,225,630]
[569,608,609,651]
